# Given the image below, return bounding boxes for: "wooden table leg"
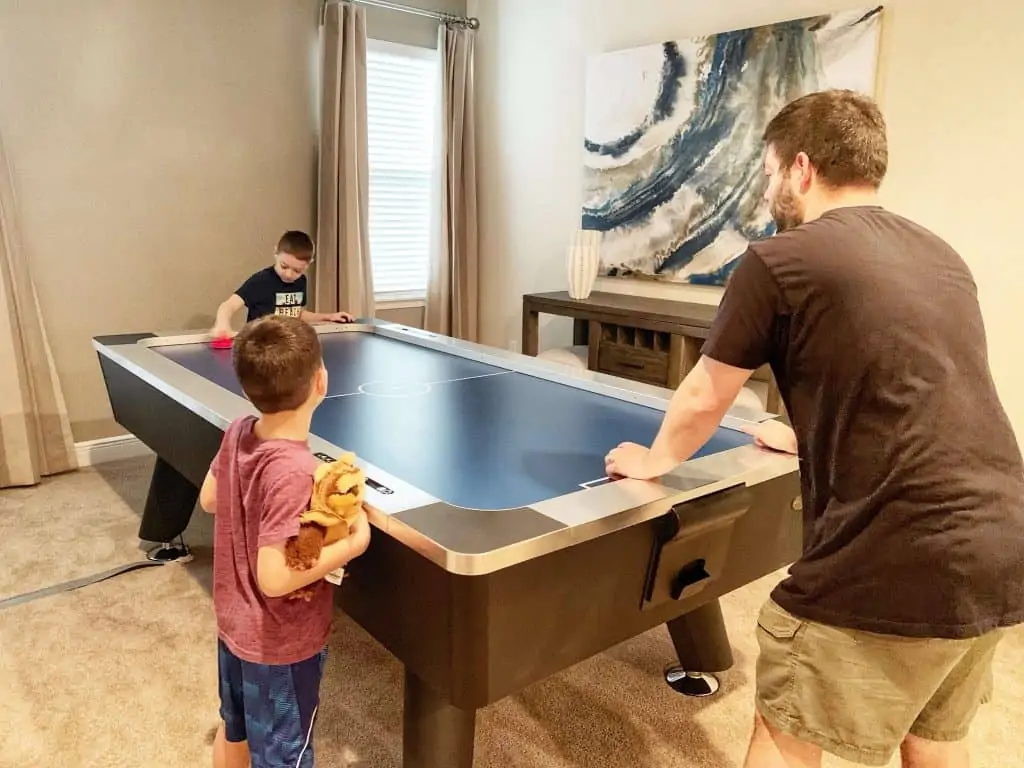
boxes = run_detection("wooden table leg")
[667,336,685,388]
[404,668,476,768]
[681,336,702,374]
[573,318,589,346]
[521,301,539,356]
[587,320,601,371]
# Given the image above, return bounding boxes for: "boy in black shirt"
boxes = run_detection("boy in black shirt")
[210,231,353,338]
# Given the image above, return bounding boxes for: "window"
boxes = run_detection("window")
[366,38,439,302]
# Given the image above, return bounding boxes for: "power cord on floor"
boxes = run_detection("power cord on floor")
[0,559,167,611]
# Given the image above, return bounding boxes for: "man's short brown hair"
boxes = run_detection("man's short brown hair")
[233,315,322,413]
[762,89,888,189]
[276,230,315,262]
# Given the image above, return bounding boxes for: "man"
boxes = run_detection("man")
[605,90,1024,767]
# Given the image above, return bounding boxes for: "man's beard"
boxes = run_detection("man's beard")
[769,182,804,233]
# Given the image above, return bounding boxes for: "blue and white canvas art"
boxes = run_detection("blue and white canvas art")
[581,7,883,286]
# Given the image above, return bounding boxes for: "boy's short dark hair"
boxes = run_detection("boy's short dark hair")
[762,89,888,189]
[276,230,315,262]
[233,315,323,413]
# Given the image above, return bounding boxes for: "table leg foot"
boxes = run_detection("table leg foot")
[403,669,476,768]
[139,457,199,545]
[663,599,733,697]
[663,668,720,696]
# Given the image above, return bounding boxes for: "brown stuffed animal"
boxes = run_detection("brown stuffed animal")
[283,452,366,600]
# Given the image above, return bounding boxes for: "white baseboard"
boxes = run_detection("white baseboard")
[75,434,152,467]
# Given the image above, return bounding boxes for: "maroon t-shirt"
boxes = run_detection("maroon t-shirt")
[210,416,334,664]
[703,205,1024,638]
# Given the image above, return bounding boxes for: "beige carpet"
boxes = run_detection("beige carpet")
[0,459,1020,768]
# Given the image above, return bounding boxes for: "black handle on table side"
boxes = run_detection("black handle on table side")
[670,558,711,600]
[643,484,750,605]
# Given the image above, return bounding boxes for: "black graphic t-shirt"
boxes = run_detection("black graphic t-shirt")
[235,267,307,322]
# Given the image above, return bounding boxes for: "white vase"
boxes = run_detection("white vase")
[567,241,600,300]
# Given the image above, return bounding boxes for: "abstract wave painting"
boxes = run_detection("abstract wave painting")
[582,7,883,286]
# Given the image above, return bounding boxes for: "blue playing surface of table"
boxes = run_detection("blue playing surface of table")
[155,332,752,510]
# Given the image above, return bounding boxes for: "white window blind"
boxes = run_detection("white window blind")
[366,39,438,301]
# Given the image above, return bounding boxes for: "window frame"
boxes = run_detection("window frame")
[365,36,440,307]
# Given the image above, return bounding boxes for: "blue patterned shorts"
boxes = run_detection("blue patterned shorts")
[217,639,328,768]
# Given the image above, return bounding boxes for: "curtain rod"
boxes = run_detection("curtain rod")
[330,0,479,29]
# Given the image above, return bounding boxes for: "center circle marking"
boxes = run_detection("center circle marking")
[357,380,432,398]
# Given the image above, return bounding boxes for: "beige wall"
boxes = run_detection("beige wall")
[377,303,426,328]
[364,0,468,48]
[469,0,1024,440]
[0,0,462,442]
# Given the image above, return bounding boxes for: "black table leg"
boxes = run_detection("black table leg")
[403,668,476,768]
[663,598,734,696]
[138,457,199,562]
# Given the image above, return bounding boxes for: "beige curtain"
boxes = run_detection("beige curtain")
[425,24,479,341]
[316,2,375,319]
[0,128,77,487]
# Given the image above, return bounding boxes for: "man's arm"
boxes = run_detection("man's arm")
[648,356,755,471]
[199,470,217,514]
[606,249,783,480]
[211,294,244,336]
[256,510,371,598]
[606,357,754,479]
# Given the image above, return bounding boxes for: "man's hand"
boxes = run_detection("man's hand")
[605,356,755,482]
[738,420,797,454]
[605,442,662,480]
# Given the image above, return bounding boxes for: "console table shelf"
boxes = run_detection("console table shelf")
[521,290,782,414]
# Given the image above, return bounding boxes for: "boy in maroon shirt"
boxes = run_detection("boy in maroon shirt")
[198,314,371,768]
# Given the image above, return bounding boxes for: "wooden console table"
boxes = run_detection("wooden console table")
[522,290,782,414]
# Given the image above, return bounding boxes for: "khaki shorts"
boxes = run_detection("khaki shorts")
[754,598,1004,766]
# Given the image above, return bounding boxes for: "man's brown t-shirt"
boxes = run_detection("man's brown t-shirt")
[703,205,1024,638]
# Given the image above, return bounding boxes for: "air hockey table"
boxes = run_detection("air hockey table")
[93,321,801,768]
